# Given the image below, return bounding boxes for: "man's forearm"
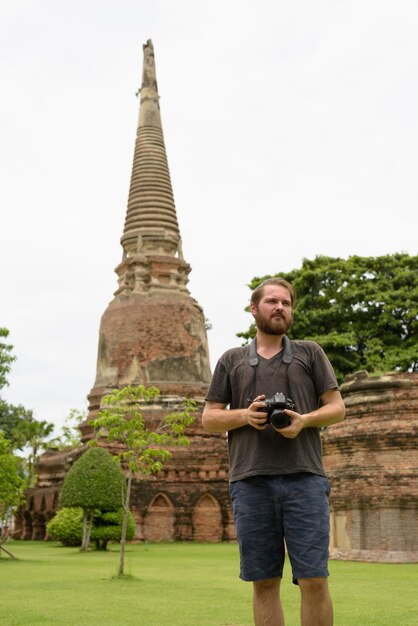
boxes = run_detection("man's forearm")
[300,398,346,429]
[202,406,248,433]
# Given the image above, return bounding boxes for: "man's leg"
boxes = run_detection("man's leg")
[298,577,333,626]
[253,577,285,626]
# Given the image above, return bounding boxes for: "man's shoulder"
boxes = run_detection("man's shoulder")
[289,339,325,358]
[218,345,249,366]
[220,344,249,358]
[290,339,322,350]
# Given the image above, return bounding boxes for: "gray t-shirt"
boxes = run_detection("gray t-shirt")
[205,338,338,482]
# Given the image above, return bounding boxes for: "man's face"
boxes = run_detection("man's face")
[250,285,293,336]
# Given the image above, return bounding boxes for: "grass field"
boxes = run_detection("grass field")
[1,541,417,625]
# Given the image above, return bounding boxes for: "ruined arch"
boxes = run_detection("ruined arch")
[22,510,33,540]
[193,493,223,542]
[143,493,175,542]
[52,491,59,511]
[32,512,46,540]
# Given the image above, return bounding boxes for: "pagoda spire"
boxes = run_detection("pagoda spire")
[121,39,181,261]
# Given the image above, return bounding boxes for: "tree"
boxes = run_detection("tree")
[0,328,29,445]
[0,328,15,391]
[13,416,55,486]
[55,408,86,450]
[93,385,195,577]
[0,431,26,557]
[59,446,125,551]
[0,327,54,483]
[0,401,33,444]
[237,253,418,382]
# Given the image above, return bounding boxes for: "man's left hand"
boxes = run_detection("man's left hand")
[272,410,305,438]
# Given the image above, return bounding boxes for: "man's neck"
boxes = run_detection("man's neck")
[255,331,285,359]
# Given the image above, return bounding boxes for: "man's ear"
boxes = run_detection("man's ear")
[249,301,257,316]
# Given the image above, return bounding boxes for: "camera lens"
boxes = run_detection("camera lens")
[270,410,291,429]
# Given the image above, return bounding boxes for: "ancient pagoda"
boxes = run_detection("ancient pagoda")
[17,40,234,543]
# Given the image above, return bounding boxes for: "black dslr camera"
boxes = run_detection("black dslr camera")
[258,392,296,429]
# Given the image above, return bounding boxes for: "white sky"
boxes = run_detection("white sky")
[1,0,417,435]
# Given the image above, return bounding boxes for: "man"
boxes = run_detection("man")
[202,277,345,626]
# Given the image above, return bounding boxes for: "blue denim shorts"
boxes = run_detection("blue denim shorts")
[229,473,331,584]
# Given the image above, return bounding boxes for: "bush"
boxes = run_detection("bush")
[46,507,136,550]
[47,507,83,546]
[91,509,136,550]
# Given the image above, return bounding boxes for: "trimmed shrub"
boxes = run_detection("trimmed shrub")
[91,509,136,550]
[60,447,124,512]
[47,507,83,546]
[46,507,136,550]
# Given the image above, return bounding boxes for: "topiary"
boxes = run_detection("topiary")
[60,447,124,511]
[46,506,136,550]
[91,509,136,550]
[46,507,83,546]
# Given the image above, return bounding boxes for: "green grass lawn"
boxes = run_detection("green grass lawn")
[1,541,417,625]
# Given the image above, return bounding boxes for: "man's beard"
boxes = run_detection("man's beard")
[254,311,293,336]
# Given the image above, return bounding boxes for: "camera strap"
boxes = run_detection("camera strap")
[248,335,294,400]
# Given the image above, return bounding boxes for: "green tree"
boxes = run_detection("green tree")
[13,416,55,486]
[54,408,86,450]
[238,253,418,382]
[0,431,26,556]
[59,446,125,551]
[0,327,54,480]
[0,328,15,391]
[0,328,29,446]
[93,385,195,577]
[0,401,33,444]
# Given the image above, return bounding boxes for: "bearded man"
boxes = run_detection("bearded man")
[202,277,345,626]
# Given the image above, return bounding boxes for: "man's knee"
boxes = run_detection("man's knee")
[297,576,330,597]
[253,576,281,595]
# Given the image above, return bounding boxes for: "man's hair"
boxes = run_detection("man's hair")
[250,277,297,307]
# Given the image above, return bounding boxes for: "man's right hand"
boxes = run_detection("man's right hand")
[246,394,268,430]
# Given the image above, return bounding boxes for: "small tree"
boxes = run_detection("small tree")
[55,408,86,450]
[0,432,26,558]
[0,327,36,458]
[59,447,125,550]
[13,416,55,486]
[0,328,16,391]
[93,385,195,577]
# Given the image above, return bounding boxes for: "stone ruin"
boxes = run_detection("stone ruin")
[15,41,418,562]
[323,370,418,562]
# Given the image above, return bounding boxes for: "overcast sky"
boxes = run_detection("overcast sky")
[1,0,417,434]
